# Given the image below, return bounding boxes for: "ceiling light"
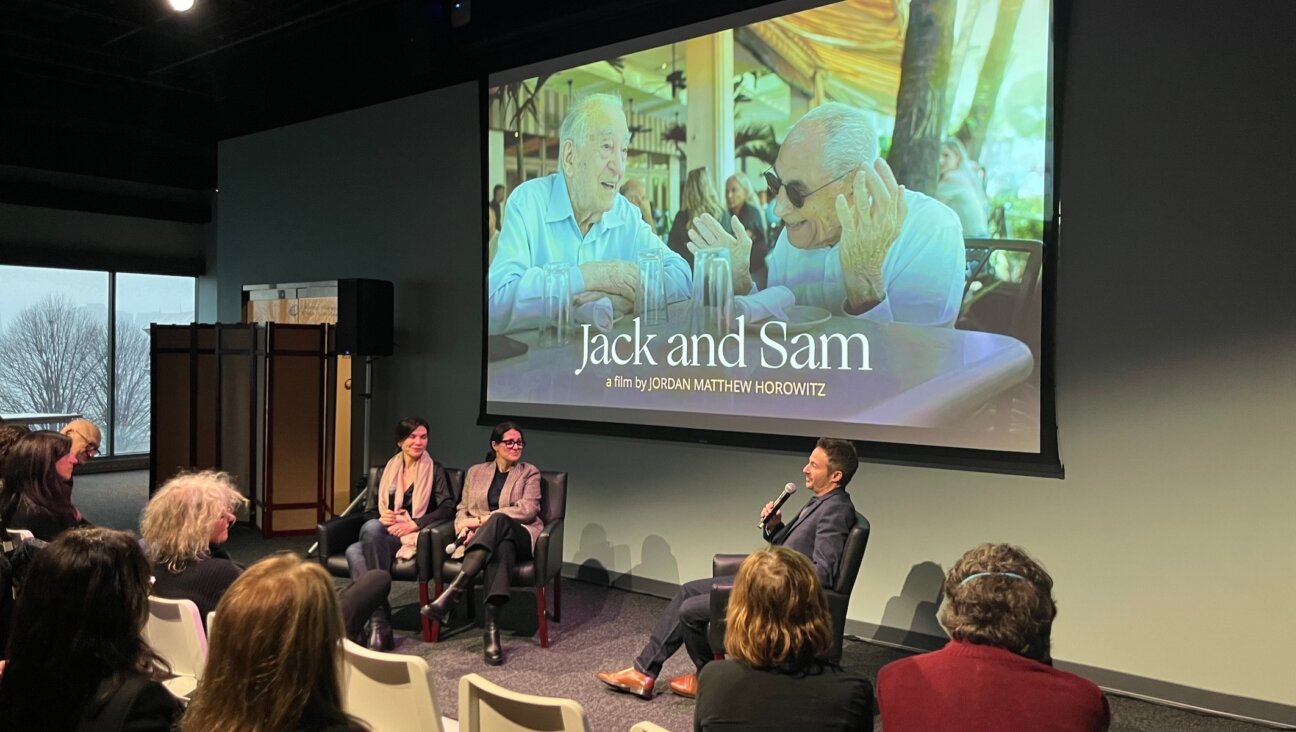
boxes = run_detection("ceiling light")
[170,0,195,11]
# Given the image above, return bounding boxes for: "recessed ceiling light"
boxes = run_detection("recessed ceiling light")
[170,0,195,12]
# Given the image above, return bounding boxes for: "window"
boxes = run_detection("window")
[0,265,195,457]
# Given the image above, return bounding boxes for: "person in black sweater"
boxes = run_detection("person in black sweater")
[142,470,389,645]
[0,527,181,732]
[693,546,873,732]
[0,430,87,541]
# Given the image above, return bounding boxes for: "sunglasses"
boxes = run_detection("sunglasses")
[763,167,851,209]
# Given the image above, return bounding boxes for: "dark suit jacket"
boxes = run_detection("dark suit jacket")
[762,488,855,587]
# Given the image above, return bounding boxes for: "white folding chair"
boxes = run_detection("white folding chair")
[630,723,671,732]
[458,673,590,732]
[143,596,207,701]
[341,639,446,732]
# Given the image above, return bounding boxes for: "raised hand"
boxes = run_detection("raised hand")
[836,158,908,313]
[578,260,641,303]
[686,213,754,295]
[760,500,782,529]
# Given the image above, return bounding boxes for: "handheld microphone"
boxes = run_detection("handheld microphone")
[758,482,798,529]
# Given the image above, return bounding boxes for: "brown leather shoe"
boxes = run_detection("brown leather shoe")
[668,673,698,699]
[596,666,655,700]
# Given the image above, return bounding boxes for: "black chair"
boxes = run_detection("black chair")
[426,470,567,646]
[315,465,464,642]
[960,238,1043,353]
[707,513,870,662]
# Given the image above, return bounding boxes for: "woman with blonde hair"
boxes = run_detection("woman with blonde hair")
[142,470,248,622]
[667,166,730,269]
[182,553,368,732]
[144,471,389,644]
[693,546,872,731]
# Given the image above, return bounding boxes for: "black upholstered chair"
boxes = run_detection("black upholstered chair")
[707,513,870,661]
[314,465,464,642]
[426,470,567,646]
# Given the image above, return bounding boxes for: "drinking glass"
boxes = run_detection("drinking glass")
[688,247,735,337]
[637,250,667,326]
[540,262,572,347]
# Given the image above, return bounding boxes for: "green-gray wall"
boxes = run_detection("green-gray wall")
[213,0,1296,717]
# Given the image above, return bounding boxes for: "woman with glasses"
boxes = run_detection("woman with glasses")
[0,527,181,731]
[0,430,88,541]
[345,416,454,650]
[142,470,390,647]
[422,421,541,666]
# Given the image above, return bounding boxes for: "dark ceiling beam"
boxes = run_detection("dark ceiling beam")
[149,0,381,75]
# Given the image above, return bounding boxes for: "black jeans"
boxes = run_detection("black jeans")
[464,513,533,603]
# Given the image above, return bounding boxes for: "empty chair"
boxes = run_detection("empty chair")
[144,595,207,700]
[341,639,446,732]
[458,673,589,732]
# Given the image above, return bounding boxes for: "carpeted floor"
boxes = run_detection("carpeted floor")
[73,471,1285,732]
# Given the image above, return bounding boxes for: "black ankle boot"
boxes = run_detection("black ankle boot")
[422,572,471,622]
[368,604,393,652]
[483,603,503,666]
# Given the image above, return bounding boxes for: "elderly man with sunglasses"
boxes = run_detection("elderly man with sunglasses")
[689,103,965,327]
[488,94,691,334]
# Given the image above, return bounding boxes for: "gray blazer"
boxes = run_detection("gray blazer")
[763,488,856,587]
[455,461,543,549]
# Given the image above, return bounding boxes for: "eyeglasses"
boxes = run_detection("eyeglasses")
[763,167,851,209]
[67,428,99,458]
[499,439,526,448]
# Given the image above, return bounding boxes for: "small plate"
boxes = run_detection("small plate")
[746,305,832,334]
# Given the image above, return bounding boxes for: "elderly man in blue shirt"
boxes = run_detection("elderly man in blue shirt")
[686,102,966,328]
[488,94,691,335]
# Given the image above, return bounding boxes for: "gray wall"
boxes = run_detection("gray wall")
[215,0,1296,713]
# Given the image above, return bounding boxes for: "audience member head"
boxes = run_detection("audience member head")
[681,166,726,224]
[725,172,757,214]
[182,553,362,732]
[774,102,877,249]
[0,430,77,523]
[0,423,31,480]
[0,527,161,730]
[813,437,859,490]
[725,546,833,672]
[394,416,430,463]
[485,420,526,465]
[558,93,629,223]
[141,470,247,572]
[939,543,1056,662]
[61,418,102,464]
[492,183,506,204]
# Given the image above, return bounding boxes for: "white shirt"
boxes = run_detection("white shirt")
[488,173,692,334]
[765,189,966,327]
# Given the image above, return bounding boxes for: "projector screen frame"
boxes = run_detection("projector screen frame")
[477,0,1069,478]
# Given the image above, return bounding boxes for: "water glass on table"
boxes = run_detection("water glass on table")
[540,262,572,347]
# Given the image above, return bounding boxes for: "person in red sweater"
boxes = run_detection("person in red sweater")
[877,543,1110,732]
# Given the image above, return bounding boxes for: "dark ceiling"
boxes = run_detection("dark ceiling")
[1,0,768,191]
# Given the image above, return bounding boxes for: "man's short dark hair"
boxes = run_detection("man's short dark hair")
[815,438,858,489]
